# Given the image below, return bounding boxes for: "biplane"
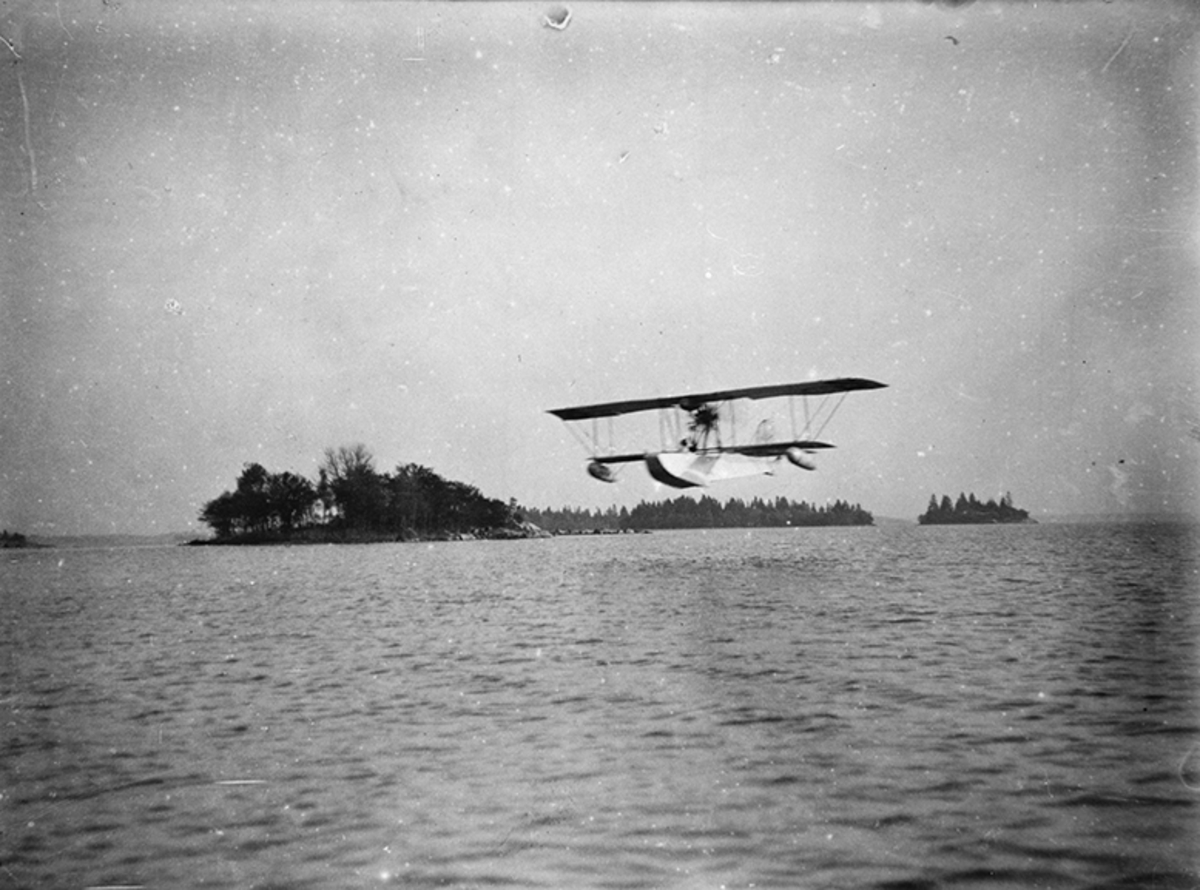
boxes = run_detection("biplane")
[548,377,887,489]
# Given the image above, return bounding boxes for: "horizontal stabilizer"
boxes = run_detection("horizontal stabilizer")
[589,452,650,465]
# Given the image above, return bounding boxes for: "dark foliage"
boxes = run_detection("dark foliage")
[525,495,873,532]
[199,445,517,541]
[918,491,1030,524]
[198,462,318,538]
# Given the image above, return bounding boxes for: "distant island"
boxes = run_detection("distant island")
[525,495,873,532]
[1,530,43,548]
[195,444,546,545]
[918,492,1033,525]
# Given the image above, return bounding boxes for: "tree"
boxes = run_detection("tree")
[269,471,317,531]
[405,463,448,532]
[322,443,376,481]
[235,463,273,533]
[321,444,383,528]
[199,490,241,538]
[199,464,319,537]
[316,468,335,521]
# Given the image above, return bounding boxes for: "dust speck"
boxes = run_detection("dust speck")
[543,5,571,30]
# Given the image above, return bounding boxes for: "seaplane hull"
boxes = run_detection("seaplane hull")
[646,451,776,488]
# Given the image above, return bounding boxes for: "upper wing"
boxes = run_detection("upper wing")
[548,395,683,421]
[548,377,886,421]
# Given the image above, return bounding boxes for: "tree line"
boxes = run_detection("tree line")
[918,492,1030,524]
[524,495,874,532]
[198,444,517,541]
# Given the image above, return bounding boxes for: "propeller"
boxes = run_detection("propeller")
[686,403,720,450]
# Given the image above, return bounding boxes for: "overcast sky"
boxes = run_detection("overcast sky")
[2,1,1197,535]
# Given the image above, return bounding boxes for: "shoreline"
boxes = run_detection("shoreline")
[187,523,553,546]
[917,517,1038,526]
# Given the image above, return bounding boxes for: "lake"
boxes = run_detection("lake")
[2,523,1197,889]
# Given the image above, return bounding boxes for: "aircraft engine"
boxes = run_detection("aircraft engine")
[587,460,616,483]
[785,447,817,471]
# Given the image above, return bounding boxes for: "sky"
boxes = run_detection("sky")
[2,0,1198,535]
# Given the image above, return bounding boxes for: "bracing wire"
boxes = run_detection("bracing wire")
[810,393,848,441]
[786,392,847,442]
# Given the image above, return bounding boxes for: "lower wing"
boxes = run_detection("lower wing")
[721,440,834,457]
[589,441,834,464]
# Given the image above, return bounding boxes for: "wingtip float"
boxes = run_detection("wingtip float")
[549,377,887,489]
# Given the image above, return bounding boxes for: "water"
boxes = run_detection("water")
[3,523,1197,889]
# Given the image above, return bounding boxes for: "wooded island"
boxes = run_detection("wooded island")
[918,492,1032,525]
[525,496,873,532]
[196,444,536,543]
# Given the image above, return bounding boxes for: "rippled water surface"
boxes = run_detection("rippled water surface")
[3,523,1198,889]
